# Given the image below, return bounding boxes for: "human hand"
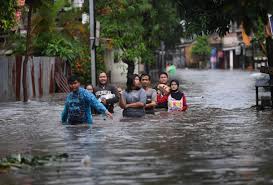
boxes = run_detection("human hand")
[157,84,163,89]
[101,98,107,105]
[158,84,169,94]
[158,84,167,90]
[117,87,123,94]
[117,89,123,98]
[105,110,113,119]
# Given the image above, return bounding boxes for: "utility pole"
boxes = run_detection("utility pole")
[89,0,96,85]
[160,41,165,71]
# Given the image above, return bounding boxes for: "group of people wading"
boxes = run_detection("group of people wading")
[61,71,187,125]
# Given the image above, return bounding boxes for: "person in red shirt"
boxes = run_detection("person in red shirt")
[155,72,170,109]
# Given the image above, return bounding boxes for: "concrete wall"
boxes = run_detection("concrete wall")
[104,50,143,84]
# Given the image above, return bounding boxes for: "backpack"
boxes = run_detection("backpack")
[67,93,86,124]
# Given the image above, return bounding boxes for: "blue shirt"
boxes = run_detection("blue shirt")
[61,87,107,124]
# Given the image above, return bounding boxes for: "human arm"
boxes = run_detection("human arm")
[145,101,156,108]
[126,89,146,108]
[106,86,119,104]
[93,87,108,105]
[145,89,157,109]
[119,92,127,109]
[157,84,170,95]
[126,102,145,108]
[182,95,188,111]
[104,110,113,119]
[61,99,69,124]
[85,90,110,115]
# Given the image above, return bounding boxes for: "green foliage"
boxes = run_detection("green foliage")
[175,0,273,36]
[252,16,266,45]
[1,0,99,84]
[4,0,183,82]
[70,46,94,85]
[95,0,182,65]
[175,0,273,65]
[145,1,182,48]
[12,34,26,54]
[0,153,68,172]
[191,35,211,56]
[96,0,147,63]
[43,35,81,63]
[31,32,54,55]
[30,0,66,34]
[58,9,89,43]
[10,31,87,64]
[0,0,17,31]
[59,4,102,84]
[141,0,183,64]
[250,16,267,55]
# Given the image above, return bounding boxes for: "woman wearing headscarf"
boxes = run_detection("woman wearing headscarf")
[168,79,188,112]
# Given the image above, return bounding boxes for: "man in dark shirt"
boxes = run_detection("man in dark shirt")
[94,72,119,113]
[140,73,157,114]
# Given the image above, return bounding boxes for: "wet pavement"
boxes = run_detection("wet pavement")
[1,69,273,185]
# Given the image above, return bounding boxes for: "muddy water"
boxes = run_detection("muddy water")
[1,69,273,185]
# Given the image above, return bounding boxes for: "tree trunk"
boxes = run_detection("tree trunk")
[266,37,273,68]
[123,59,135,79]
[23,4,32,102]
[266,37,273,106]
[145,62,149,74]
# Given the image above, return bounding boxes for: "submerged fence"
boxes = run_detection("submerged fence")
[0,56,70,101]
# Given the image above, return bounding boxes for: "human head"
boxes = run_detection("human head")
[140,73,151,88]
[126,74,141,92]
[98,72,108,85]
[86,84,93,93]
[68,75,80,92]
[170,79,179,92]
[159,72,168,84]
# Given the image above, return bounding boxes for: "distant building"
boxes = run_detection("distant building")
[175,22,256,70]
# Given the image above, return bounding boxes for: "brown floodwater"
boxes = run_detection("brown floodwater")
[1,69,273,185]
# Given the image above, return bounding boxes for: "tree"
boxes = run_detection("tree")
[142,0,183,72]
[95,0,182,78]
[0,0,17,31]
[175,0,273,65]
[252,17,267,55]
[191,35,211,67]
[96,0,149,78]
[22,0,58,102]
[175,0,273,99]
[1,0,66,101]
[2,0,99,98]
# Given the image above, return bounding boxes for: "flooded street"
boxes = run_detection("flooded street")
[1,69,273,185]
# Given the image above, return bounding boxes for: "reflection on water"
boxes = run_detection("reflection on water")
[1,69,273,185]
